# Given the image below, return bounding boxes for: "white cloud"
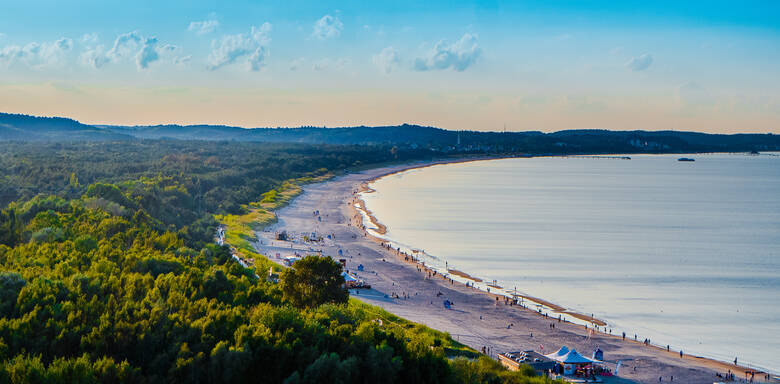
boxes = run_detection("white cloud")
[108,31,142,60]
[626,53,653,71]
[414,33,481,72]
[188,20,219,35]
[208,23,271,71]
[80,45,110,68]
[0,45,23,64]
[81,33,98,45]
[174,55,192,66]
[372,46,399,74]
[312,14,343,40]
[79,31,174,70]
[54,37,73,51]
[0,37,73,68]
[136,37,160,70]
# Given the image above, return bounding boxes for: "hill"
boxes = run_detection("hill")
[0,113,131,141]
[3,112,780,153]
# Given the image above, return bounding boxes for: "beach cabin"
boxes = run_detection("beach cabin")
[499,350,555,373]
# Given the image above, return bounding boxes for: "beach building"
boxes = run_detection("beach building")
[499,350,556,373]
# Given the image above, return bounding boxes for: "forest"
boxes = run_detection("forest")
[0,140,552,383]
[4,112,780,154]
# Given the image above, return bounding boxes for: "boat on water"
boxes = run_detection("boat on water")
[678,157,695,162]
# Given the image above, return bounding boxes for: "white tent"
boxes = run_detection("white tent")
[545,346,570,360]
[341,272,357,282]
[552,349,600,364]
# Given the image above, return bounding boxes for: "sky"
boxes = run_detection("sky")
[0,0,778,133]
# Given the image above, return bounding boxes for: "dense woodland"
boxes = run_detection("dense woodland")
[3,112,780,154]
[0,140,551,383]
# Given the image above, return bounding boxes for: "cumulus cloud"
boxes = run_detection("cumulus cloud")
[188,20,219,35]
[0,45,23,64]
[135,37,160,69]
[626,53,653,71]
[55,37,74,51]
[208,23,271,71]
[414,33,481,71]
[80,45,110,68]
[108,31,142,60]
[79,31,173,70]
[0,37,73,68]
[81,33,98,44]
[312,14,343,40]
[372,46,399,74]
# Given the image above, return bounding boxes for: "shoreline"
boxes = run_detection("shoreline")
[353,157,613,329]
[253,157,777,383]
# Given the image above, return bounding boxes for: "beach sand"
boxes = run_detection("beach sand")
[252,159,777,384]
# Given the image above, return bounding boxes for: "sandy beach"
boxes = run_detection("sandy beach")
[253,159,777,384]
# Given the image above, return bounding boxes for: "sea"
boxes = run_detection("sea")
[359,153,780,374]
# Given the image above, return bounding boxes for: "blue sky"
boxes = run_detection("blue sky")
[1,0,778,132]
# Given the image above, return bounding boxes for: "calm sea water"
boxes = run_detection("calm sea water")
[361,154,780,373]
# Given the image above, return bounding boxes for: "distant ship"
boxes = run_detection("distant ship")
[678,157,695,162]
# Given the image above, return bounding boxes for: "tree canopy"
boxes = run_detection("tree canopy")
[0,140,553,383]
[281,255,349,309]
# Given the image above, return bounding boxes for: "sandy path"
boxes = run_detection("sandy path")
[253,160,777,384]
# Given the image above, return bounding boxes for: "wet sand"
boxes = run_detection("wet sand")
[252,159,777,384]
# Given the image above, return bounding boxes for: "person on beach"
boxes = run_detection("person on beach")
[679,350,683,358]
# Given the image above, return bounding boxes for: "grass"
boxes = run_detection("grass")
[215,173,333,273]
[346,298,479,359]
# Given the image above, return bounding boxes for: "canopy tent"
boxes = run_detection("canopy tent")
[545,346,570,360]
[557,349,598,364]
[545,347,603,376]
[341,272,357,282]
